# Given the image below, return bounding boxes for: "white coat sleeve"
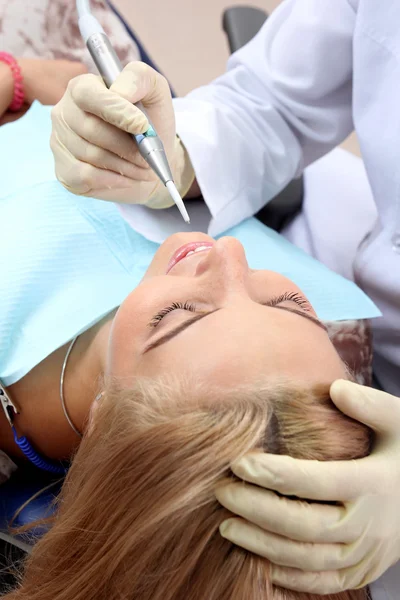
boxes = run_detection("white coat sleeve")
[173,0,356,236]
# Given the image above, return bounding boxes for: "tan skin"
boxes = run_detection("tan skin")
[0,58,87,125]
[1,233,348,464]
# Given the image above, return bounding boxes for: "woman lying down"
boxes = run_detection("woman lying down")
[0,104,378,599]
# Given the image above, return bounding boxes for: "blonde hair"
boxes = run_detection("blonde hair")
[4,377,371,600]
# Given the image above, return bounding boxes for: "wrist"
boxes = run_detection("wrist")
[173,135,196,199]
[0,53,24,112]
[16,58,34,105]
[0,62,14,109]
[185,176,201,199]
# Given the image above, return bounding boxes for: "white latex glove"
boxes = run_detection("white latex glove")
[50,61,194,208]
[216,380,400,594]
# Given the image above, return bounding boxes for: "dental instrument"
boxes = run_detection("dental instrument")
[75,0,190,224]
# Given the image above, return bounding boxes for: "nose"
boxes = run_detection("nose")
[195,237,250,293]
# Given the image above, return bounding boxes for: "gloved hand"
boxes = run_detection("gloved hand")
[50,61,195,208]
[216,380,400,594]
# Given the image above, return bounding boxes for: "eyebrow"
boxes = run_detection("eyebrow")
[143,304,326,354]
[143,310,221,353]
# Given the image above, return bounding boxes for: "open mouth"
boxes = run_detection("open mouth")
[166,242,214,273]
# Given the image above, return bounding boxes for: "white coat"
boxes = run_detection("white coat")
[120,3,400,595]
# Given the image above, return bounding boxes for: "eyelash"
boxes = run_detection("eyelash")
[267,291,312,312]
[149,291,311,328]
[149,301,196,328]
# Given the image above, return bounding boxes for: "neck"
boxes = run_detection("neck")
[63,314,114,435]
[3,313,115,462]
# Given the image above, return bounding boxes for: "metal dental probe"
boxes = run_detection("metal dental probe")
[76,0,190,223]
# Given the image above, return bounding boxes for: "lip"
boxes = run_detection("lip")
[166,241,214,273]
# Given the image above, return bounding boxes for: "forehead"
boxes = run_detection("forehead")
[136,304,347,388]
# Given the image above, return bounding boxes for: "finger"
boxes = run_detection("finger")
[57,162,136,198]
[55,155,158,203]
[52,124,155,184]
[111,63,175,158]
[69,74,149,135]
[54,101,150,170]
[270,565,360,594]
[63,102,147,167]
[219,519,364,571]
[111,61,171,108]
[215,483,351,543]
[331,379,400,435]
[231,451,375,501]
[83,180,159,204]
[53,141,141,198]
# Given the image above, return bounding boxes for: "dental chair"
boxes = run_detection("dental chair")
[0,5,307,588]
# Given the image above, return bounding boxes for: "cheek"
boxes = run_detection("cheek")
[106,302,143,377]
[251,271,293,295]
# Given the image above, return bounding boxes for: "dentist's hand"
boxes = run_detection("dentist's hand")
[50,61,194,208]
[216,381,400,594]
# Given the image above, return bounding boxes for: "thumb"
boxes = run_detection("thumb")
[69,73,149,135]
[111,61,170,109]
[330,379,400,435]
[110,61,176,161]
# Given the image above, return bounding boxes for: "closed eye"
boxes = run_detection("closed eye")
[149,301,196,328]
[263,291,312,312]
[149,291,312,329]
[144,292,325,353]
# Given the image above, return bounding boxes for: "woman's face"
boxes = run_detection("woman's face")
[107,233,347,388]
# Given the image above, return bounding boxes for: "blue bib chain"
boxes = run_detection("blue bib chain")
[0,384,67,475]
[12,426,67,475]
[0,335,102,476]
[0,337,81,474]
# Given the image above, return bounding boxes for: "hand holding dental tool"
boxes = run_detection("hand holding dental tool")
[72,0,190,223]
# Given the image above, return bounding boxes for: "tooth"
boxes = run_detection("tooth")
[186,250,195,256]
[194,246,209,252]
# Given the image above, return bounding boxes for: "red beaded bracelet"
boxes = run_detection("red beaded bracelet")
[0,52,25,112]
